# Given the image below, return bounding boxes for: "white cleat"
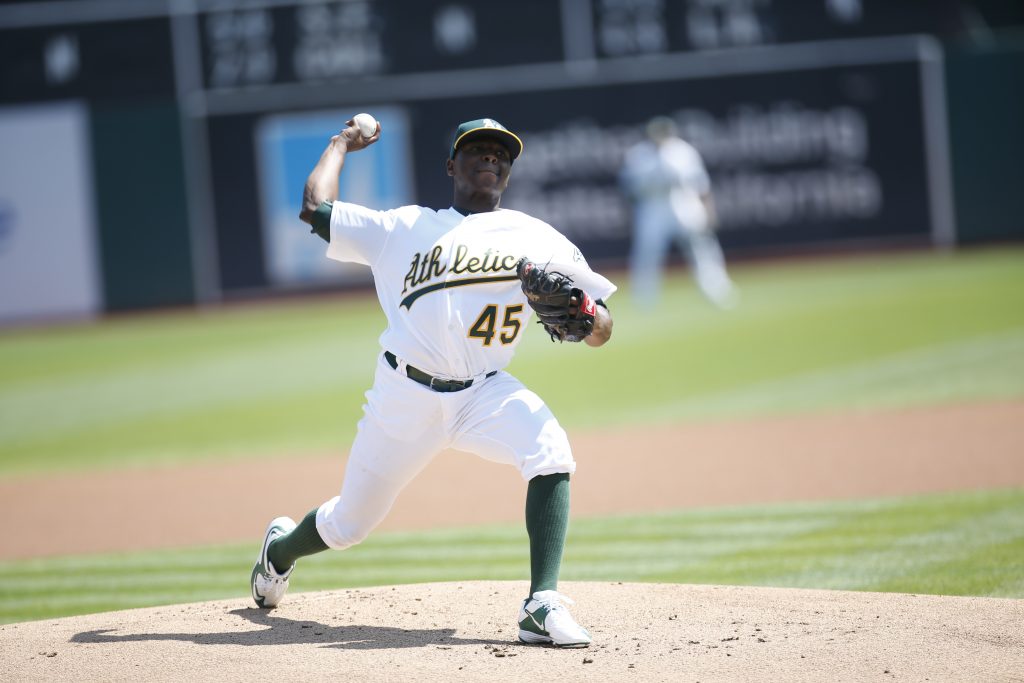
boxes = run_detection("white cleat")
[517,590,592,647]
[250,516,296,608]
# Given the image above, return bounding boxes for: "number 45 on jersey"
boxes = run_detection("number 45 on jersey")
[469,304,524,346]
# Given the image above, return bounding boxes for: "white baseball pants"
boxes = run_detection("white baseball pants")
[315,352,576,550]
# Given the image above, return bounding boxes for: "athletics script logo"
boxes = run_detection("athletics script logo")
[400,243,520,309]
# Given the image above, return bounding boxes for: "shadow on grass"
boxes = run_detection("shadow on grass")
[71,607,509,650]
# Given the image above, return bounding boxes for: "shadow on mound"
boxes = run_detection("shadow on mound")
[71,607,508,650]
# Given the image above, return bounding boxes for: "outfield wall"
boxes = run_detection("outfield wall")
[1,1,1022,320]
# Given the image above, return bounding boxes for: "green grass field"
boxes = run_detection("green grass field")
[2,247,1022,474]
[1,246,1023,623]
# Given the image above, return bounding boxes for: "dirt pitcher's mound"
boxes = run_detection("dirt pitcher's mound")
[2,582,1021,682]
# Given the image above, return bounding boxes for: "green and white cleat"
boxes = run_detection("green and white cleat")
[518,590,592,647]
[250,516,297,608]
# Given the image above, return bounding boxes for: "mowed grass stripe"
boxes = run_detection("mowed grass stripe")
[647,489,1024,591]
[2,386,365,472]
[0,338,378,445]
[8,545,531,596]
[0,589,250,614]
[626,327,1024,423]
[0,297,385,386]
[2,488,1021,623]
[842,501,1024,587]
[878,536,1024,598]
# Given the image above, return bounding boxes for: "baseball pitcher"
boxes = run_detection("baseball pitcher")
[250,116,616,648]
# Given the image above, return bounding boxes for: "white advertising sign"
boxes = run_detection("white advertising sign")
[0,103,101,323]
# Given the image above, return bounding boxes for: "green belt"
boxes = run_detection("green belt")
[384,351,496,393]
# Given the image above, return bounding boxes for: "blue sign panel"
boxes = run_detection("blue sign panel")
[256,107,413,286]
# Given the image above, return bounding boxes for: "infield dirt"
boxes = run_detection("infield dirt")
[2,581,1022,682]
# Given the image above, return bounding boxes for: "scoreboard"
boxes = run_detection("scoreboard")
[198,1,565,91]
[0,0,979,104]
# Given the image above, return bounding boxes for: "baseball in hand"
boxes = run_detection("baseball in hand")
[353,113,377,138]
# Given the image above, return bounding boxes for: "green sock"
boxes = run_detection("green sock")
[267,508,329,573]
[525,472,571,597]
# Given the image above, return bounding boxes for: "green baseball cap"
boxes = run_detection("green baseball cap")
[449,118,523,161]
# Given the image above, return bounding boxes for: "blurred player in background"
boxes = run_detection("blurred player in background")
[620,116,737,309]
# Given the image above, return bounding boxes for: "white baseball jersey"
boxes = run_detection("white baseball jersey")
[325,202,617,379]
[313,201,617,550]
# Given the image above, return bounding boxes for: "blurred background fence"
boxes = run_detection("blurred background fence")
[1,0,1022,324]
